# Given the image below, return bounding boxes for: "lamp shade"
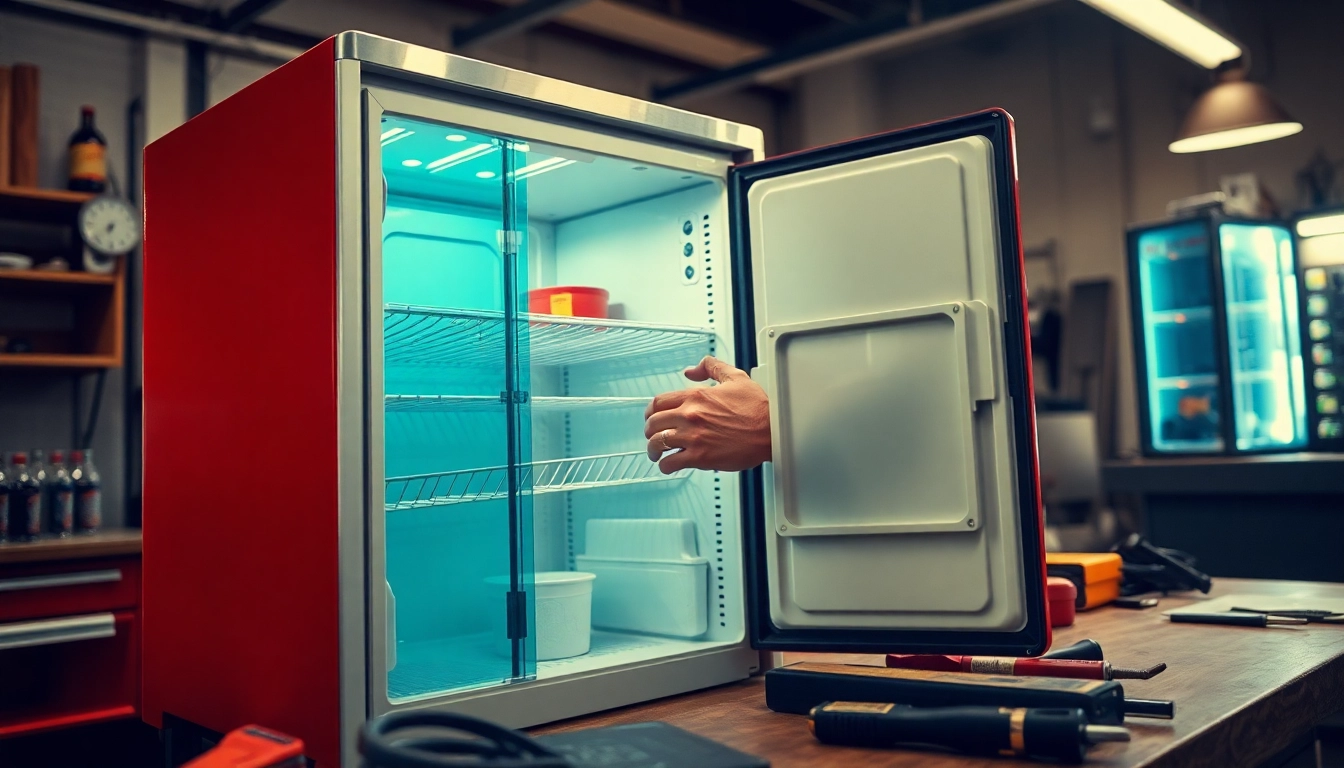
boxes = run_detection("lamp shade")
[1170,69,1302,153]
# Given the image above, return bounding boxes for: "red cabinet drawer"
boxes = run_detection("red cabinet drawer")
[0,557,139,622]
[0,611,138,737]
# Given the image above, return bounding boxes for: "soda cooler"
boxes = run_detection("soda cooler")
[143,32,1049,767]
[1127,215,1308,455]
[1296,210,1344,449]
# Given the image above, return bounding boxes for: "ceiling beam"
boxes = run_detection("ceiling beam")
[454,0,594,49]
[654,0,1061,103]
[216,0,288,33]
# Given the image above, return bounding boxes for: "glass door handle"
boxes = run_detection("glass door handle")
[0,613,117,651]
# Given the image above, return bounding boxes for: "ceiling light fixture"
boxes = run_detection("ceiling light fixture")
[1078,0,1241,69]
[445,134,468,142]
[401,159,423,168]
[426,144,496,173]
[1297,213,1344,239]
[381,127,405,141]
[1078,0,1302,154]
[1168,65,1303,154]
[476,170,497,179]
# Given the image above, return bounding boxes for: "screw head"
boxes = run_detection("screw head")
[778,524,788,532]
[768,329,776,337]
[967,519,975,527]
[952,305,960,313]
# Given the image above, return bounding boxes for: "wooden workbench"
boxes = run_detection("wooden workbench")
[536,578,1344,767]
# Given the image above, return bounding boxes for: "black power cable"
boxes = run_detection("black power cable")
[358,711,568,768]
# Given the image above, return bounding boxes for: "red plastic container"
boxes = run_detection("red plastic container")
[528,286,610,318]
[1047,576,1078,628]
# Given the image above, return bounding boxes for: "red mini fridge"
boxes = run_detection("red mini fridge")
[143,32,1048,767]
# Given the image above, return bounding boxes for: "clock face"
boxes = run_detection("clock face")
[79,196,141,256]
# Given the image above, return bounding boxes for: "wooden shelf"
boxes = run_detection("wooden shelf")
[0,269,116,292]
[0,186,95,219]
[0,353,120,370]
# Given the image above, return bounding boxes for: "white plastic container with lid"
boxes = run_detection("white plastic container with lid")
[575,518,709,638]
[486,571,596,660]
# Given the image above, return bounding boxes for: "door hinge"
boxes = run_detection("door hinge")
[500,390,530,404]
[496,229,523,255]
[506,590,528,640]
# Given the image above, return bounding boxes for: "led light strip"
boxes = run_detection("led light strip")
[427,144,496,173]
[1298,214,1344,239]
[380,128,415,147]
[513,157,577,180]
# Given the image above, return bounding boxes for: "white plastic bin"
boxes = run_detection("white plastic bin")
[486,571,596,660]
[575,519,708,638]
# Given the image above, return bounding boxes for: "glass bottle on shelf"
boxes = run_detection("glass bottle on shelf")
[46,450,75,537]
[71,450,102,534]
[0,455,10,541]
[68,106,108,193]
[10,453,42,541]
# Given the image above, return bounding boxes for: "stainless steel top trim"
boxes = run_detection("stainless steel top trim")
[334,31,764,157]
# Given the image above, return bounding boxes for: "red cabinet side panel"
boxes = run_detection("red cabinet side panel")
[143,38,343,767]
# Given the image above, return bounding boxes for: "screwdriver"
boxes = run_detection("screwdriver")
[886,653,1167,681]
[809,702,1130,763]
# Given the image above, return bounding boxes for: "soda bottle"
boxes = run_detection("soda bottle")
[71,449,102,534]
[46,450,75,537]
[11,453,42,541]
[31,449,48,530]
[0,456,10,541]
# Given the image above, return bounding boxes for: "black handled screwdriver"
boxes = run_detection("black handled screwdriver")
[809,702,1130,764]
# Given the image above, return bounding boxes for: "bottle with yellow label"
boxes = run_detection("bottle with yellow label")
[68,105,107,193]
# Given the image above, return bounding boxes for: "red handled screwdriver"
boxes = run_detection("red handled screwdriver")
[885,654,1167,681]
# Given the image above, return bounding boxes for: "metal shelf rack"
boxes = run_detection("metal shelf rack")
[385,451,684,511]
[383,305,714,368]
[385,395,649,413]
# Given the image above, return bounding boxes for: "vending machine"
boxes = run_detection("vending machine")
[142,32,1048,767]
[1127,214,1308,455]
[1295,209,1344,449]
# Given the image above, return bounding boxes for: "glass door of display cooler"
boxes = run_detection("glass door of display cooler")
[365,92,538,705]
[1296,213,1344,449]
[1216,222,1307,452]
[1131,220,1225,454]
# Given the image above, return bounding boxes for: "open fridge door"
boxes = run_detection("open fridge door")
[730,110,1049,656]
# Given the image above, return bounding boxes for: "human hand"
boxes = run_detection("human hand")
[644,356,771,474]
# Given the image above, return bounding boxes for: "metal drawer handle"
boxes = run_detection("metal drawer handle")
[0,569,122,592]
[0,613,117,651]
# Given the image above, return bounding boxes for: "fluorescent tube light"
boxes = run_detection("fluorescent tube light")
[381,127,405,141]
[1078,0,1241,69]
[1298,213,1344,239]
[426,144,496,172]
[381,130,414,147]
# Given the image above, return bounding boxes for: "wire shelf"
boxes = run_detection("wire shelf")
[385,395,650,413]
[384,305,714,368]
[385,451,684,511]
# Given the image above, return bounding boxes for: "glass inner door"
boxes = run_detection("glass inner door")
[1136,221,1223,452]
[375,110,747,705]
[1218,223,1307,451]
[379,118,535,702]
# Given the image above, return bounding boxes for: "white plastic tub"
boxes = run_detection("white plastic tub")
[487,571,596,660]
[575,519,708,638]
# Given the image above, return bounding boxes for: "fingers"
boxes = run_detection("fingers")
[646,428,684,462]
[644,409,685,439]
[684,355,743,384]
[645,389,692,420]
[658,448,697,475]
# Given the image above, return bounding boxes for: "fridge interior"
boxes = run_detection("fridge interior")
[1216,223,1307,451]
[1135,221,1223,452]
[376,115,744,704]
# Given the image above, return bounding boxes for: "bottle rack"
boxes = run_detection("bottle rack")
[385,451,684,511]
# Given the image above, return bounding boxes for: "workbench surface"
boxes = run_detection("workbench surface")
[536,578,1344,767]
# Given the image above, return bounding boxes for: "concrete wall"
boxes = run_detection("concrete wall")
[789,0,1344,456]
